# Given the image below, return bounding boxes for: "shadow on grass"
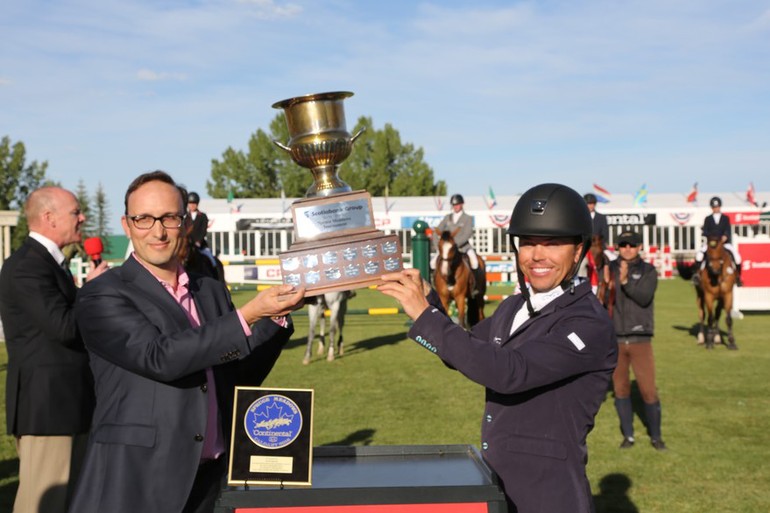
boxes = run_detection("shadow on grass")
[346,333,405,355]
[593,473,639,513]
[671,322,702,338]
[0,456,18,512]
[321,428,376,446]
[0,456,18,481]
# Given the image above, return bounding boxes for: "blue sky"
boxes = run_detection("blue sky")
[2,0,770,231]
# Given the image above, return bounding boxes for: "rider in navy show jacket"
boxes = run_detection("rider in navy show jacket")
[379,183,617,513]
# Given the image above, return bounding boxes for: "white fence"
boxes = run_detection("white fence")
[207,223,770,264]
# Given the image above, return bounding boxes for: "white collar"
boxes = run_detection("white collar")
[29,232,66,266]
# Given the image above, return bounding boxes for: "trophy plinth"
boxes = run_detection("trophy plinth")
[273,92,403,296]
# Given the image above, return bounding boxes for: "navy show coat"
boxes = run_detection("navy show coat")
[409,281,617,513]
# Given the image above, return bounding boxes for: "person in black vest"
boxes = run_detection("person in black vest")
[379,183,617,513]
[605,230,666,451]
[187,191,217,267]
[695,196,743,286]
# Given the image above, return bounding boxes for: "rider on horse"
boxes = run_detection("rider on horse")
[580,193,616,290]
[432,194,484,296]
[695,196,743,287]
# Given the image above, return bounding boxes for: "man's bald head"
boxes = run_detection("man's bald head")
[25,187,86,249]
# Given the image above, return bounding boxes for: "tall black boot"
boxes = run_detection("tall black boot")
[735,264,744,287]
[644,401,666,450]
[471,267,484,297]
[614,397,634,447]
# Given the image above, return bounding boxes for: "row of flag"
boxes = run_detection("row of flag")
[481,183,764,210]
[592,182,762,208]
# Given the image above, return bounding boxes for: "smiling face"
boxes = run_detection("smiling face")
[121,180,187,279]
[517,235,583,293]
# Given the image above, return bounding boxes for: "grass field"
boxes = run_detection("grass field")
[1,280,769,512]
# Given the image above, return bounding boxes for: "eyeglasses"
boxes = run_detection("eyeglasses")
[127,213,186,230]
[618,242,638,248]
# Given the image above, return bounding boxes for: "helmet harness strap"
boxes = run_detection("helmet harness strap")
[511,245,539,318]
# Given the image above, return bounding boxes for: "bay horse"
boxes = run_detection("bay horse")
[676,236,738,350]
[434,230,485,329]
[304,291,349,364]
[589,235,617,317]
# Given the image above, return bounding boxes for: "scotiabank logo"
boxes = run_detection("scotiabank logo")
[740,243,770,287]
[727,211,760,225]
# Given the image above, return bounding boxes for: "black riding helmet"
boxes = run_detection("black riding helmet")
[450,194,465,205]
[710,196,722,208]
[508,183,593,313]
[188,191,201,204]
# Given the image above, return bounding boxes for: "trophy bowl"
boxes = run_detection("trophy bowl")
[272,91,364,197]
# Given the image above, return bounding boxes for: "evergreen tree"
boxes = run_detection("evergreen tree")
[0,136,51,249]
[206,115,445,199]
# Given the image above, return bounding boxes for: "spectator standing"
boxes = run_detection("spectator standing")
[0,186,107,513]
[605,230,667,450]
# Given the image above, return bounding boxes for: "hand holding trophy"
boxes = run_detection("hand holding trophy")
[272,91,403,296]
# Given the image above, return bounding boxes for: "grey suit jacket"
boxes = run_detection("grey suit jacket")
[0,237,94,436]
[435,211,474,251]
[69,256,293,513]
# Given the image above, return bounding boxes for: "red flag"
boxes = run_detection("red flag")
[686,182,698,203]
[747,182,757,207]
[592,183,611,203]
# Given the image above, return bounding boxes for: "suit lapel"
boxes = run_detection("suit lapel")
[26,237,77,298]
[119,257,192,329]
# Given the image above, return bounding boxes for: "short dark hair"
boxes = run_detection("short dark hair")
[124,170,186,214]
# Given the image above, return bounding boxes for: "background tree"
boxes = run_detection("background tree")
[75,180,95,236]
[207,116,305,198]
[341,116,446,197]
[93,182,111,250]
[0,136,51,249]
[207,115,445,199]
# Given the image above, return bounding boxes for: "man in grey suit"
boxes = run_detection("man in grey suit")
[0,186,108,513]
[432,194,484,295]
[69,171,305,513]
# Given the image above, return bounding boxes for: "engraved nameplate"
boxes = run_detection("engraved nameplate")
[294,198,372,239]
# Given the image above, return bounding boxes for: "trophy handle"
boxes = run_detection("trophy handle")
[350,127,366,144]
[273,140,292,153]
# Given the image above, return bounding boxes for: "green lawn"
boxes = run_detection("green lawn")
[2,280,769,511]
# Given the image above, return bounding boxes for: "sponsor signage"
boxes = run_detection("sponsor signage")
[236,218,293,230]
[739,242,770,287]
[605,213,656,226]
[726,211,761,225]
[402,215,451,230]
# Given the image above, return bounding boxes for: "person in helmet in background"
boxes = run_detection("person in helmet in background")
[579,192,615,286]
[584,192,610,245]
[186,191,217,267]
[432,193,484,295]
[695,196,743,286]
[378,183,617,513]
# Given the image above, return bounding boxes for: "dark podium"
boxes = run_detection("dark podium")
[215,444,507,513]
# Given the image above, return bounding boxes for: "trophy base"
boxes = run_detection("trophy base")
[278,231,403,296]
